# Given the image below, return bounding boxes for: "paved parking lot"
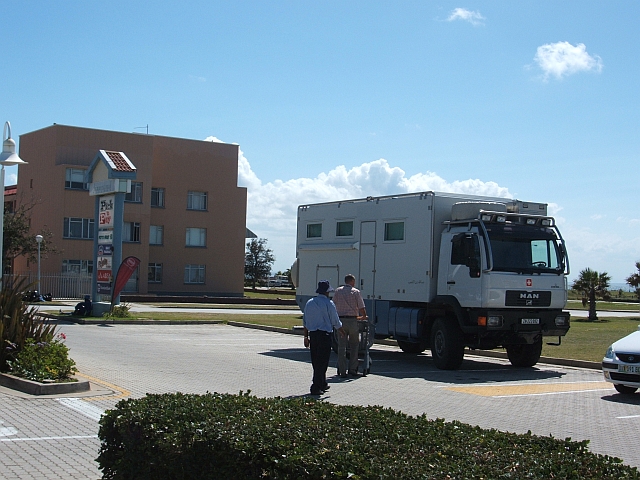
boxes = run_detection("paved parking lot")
[1,323,639,478]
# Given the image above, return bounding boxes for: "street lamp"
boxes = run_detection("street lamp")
[36,234,43,294]
[0,122,28,287]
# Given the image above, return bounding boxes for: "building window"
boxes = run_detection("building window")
[125,182,143,203]
[148,263,163,283]
[151,187,165,208]
[186,227,206,247]
[62,259,93,274]
[63,217,94,239]
[184,264,205,284]
[307,223,322,238]
[336,221,353,237]
[149,225,163,245]
[187,191,207,211]
[384,221,404,241]
[65,168,87,190]
[124,222,141,242]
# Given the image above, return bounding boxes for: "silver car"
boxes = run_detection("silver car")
[602,325,640,394]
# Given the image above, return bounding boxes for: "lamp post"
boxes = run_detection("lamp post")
[36,234,43,294]
[0,122,28,288]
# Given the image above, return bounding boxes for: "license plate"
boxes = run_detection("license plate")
[521,318,540,325]
[618,365,640,374]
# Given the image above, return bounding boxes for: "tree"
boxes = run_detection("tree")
[3,202,59,273]
[571,268,611,321]
[244,238,275,290]
[625,262,640,300]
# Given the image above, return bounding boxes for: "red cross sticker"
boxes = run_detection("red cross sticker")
[526,279,532,287]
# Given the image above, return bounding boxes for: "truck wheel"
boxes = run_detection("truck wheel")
[430,318,464,370]
[614,384,638,395]
[506,339,542,368]
[397,340,426,354]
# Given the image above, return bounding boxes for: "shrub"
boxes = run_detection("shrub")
[103,303,132,319]
[7,333,77,382]
[0,279,57,372]
[97,392,639,479]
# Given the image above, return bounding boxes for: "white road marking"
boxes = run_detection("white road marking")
[0,421,18,437]
[56,398,105,421]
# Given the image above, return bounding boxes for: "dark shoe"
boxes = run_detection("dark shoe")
[310,389,323,395]
[340,374,348,379]
[322,384,330,392]
[349,371,359,377]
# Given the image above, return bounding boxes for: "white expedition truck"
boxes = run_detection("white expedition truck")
[291,191,570,370]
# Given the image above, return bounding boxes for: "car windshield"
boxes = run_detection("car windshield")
[484,224,564,274]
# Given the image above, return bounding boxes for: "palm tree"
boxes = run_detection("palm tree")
[625,261,640,300]
[571,268,611,321]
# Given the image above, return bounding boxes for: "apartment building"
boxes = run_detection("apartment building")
[13,124,247,296]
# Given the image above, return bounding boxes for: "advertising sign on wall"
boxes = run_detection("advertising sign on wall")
[99,195,115,228]
[97,283,111,294]
[98,230,113,244]
[97,270,112,283]
[97,256,112,270]
[97,244,113,256]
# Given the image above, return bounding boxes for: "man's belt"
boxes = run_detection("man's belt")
[340,315,358,319]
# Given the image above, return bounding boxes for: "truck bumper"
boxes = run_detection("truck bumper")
[464,309,570,346]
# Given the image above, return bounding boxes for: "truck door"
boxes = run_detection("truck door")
[359,221,376,299]
[445,232,482,308]
[316,265,339,292]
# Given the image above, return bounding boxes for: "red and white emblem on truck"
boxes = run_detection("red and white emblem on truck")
[526,278,532,287]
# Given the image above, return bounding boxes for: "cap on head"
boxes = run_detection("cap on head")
[316,280,334,294]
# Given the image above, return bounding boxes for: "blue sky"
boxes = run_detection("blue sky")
[1,2,639,283]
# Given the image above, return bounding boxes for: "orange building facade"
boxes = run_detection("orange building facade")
[13,124,247,296]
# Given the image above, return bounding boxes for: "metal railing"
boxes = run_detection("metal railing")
[6,272,92,300]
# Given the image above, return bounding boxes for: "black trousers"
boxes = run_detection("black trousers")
[309,330,332,393]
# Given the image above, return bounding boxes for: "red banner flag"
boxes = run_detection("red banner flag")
[112,256,141,301]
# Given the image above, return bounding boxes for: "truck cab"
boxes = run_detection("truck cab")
[434,204,570,368]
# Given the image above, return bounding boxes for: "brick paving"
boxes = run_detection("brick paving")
[1,323,639,478]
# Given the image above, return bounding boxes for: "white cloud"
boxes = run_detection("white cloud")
[533,41,603,81]
[447,8,485,26]
[226,142,513,269]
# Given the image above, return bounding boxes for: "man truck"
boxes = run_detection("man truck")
[291,191,570,370]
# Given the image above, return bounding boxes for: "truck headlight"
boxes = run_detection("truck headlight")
[604,346,614,360]
[487,315,503,327]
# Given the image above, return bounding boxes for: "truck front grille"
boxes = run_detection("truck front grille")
[505,291,551,307]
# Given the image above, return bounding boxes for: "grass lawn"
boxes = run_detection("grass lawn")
[566,299,640,311]
[541,316,640,362]
[130,312,303,329]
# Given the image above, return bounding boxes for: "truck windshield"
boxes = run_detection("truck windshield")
[484,224,564,274]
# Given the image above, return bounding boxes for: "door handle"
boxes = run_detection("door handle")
[447,281,456,285]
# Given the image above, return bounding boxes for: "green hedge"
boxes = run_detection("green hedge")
[97,392,638,479]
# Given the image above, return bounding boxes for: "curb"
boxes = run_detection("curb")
[0,373,90,396]
[39,313,225,325]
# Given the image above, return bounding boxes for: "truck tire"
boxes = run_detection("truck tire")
[430,318,464,370]
[614,384,638,395]
[397,340,426,354]
[506,339,542,368]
